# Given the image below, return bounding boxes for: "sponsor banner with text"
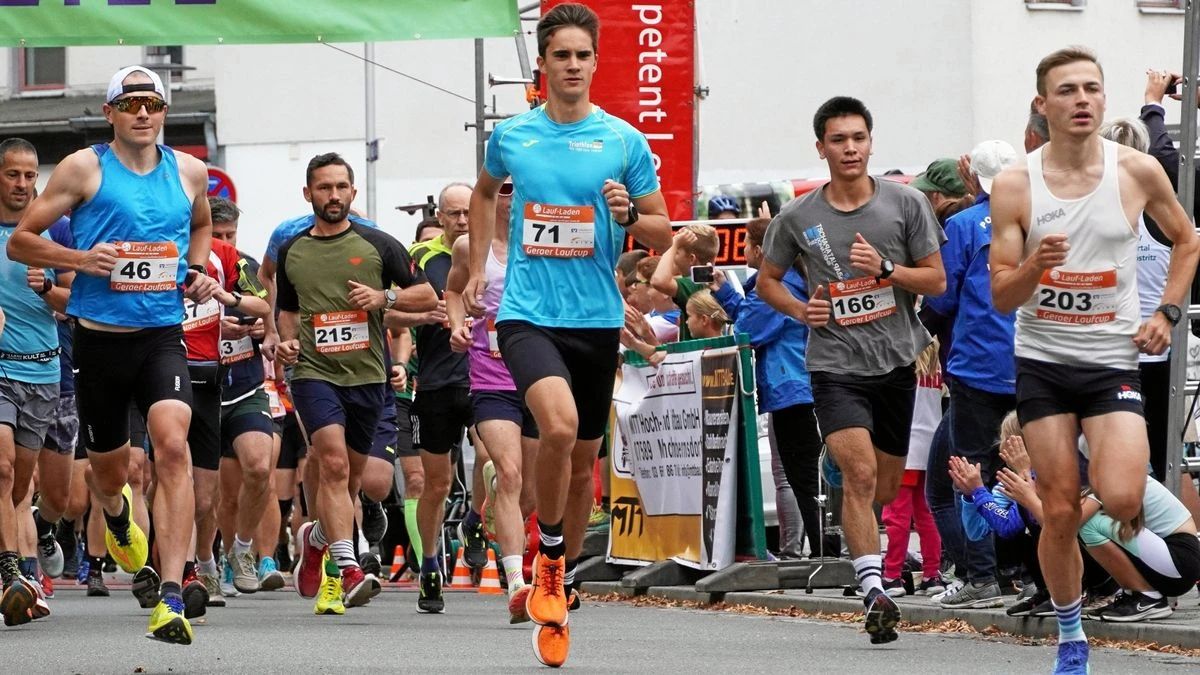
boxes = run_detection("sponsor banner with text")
[610,347,738,570]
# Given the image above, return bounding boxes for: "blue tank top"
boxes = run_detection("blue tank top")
[0,224,59,384]
[67,144,192,328]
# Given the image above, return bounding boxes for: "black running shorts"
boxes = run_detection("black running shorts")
[276,412,308,470]
[1015,357,1144,427]
[410,386,472,455]
[74,324,192,454]
[495,321,620,442]
[810,364,917,457]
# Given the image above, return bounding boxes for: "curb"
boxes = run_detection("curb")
[579,582,1200,649]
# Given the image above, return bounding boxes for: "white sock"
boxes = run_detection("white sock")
[502,554,525,589]
[1142,589,1164,600]
[233,535,253,557]
[853,554,884,597]
[197,556,218,576]
[357,529,370,556]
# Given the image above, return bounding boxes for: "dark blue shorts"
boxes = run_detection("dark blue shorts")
[471,389,539,439]
[291,379,386,456]
[369,396,400,464]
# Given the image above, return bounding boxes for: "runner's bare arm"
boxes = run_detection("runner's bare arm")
[26,267,72,314]
[990,168,1051,313]
[465,170,503,317]
[756,259,813,323]
[881,247,945,297]
[650,228,690,298]
[9,149,99,271]
[257,256,281,359]
[1131,153,1200,355]
[445,235,472,352]
[182,155,213,269]
[275,309,301,365]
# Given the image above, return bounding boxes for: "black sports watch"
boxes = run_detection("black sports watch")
[877,259,895,281]
[620,203,639,228]
[1156,303,1183,326]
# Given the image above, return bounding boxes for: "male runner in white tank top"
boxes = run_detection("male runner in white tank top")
[990,46,1200,675]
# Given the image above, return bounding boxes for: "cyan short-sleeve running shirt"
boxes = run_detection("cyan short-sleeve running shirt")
[0,223,59,384]
[484,105,660,328]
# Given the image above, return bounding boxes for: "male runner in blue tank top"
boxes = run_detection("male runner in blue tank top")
[990,47,1200,675]
[464,4,672,667]
[8,66,221,646]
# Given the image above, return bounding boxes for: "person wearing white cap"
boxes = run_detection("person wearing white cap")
[920,139,1019,614]
[990,47,1200,675]
[7,64,220,646]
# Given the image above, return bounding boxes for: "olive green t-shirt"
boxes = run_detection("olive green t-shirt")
[276,223,424,386]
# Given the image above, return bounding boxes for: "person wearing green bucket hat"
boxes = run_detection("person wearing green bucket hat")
[912,159,974,223]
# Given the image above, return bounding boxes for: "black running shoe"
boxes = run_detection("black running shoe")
[1007,589,1050,616]
[131,566,162,609]
[417,571,445,614]
[362,498,388,546]
[86,573,110,597]
[359,551,382,578]
[458,519,487,569]
[864,589,901,644]
[182,572,209,619]
[1097,591,1172,623]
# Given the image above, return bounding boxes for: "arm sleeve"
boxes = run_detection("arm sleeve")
[904,189,947,262]
[964,486,1025,540]
[922,220,964,318]
[1141,104,1179,187]
[624,131,661,199]
[374,229,425,289]
[483,124,508,180]
[235,256,267,298]
[275,246,299,313]
[761,212,802,270]
[713,281,744,322]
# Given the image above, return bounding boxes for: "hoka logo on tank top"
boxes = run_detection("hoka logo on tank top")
[1036,208,1066,227]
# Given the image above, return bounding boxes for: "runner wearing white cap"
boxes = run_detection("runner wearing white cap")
[8,65,220,646]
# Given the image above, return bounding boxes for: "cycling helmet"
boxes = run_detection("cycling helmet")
[707,194,739,217]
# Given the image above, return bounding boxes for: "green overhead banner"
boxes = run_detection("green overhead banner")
[0,0,519,47]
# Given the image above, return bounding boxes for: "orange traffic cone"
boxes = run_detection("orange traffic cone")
[478,548,503,595]
[388,546,406,582]
[450,548,473,588]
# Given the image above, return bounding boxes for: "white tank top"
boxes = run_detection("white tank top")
[1014,139,1140,369]
[1136,214,1171,363]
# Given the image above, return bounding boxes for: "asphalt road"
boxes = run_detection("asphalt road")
[6,583,1199,673]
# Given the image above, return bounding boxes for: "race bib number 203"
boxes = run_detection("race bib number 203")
[1035,269,1117,325]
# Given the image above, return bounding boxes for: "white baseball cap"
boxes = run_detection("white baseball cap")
[969,140,1018,195]
[106,66,165,103]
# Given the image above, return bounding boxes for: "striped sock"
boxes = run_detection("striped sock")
[1052,596,1086,644]
[329,539,356,570]
[502,554,525,589]
[853,554,884,599]
[309,521,329,548]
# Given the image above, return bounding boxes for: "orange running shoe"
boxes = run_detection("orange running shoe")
[532,622,570,668]
[526,553,567,627]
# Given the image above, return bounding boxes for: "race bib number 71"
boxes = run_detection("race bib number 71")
[522,203,595,258]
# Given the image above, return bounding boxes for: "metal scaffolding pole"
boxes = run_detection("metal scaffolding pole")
[364,42,378,221]
[1167,0,1200,497]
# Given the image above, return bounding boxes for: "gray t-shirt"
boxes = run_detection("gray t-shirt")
[762,178,945,376]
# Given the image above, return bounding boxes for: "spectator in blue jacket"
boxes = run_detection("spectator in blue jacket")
[713,210,822,556]
[922,139,1021,611]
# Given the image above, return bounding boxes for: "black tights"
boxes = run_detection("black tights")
[770,403,823,556]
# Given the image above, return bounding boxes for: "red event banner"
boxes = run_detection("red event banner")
[541,0,696,220]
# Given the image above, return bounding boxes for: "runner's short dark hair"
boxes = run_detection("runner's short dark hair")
[0,138,37,163]
[812,96,873,141]
[414,218,442,242]
[208,196,240,225]
[306,152,355,187]
[537,3,600,57]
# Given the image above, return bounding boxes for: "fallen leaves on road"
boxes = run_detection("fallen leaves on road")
[581,592,1200,657]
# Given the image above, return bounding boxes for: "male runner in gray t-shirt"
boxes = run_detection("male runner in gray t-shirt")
[758,96,946,646]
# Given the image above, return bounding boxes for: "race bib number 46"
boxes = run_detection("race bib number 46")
[829,277,897,326]
[1035,269,1117,325]
[110,241,179,291]
[313,310,369,354]
[522,203,595,258]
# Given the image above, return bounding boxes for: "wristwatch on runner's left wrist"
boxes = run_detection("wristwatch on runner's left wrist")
[385,288,398,308]
[1156,303,1182,326]
[877,259,895,281]
[620,203,639,228]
